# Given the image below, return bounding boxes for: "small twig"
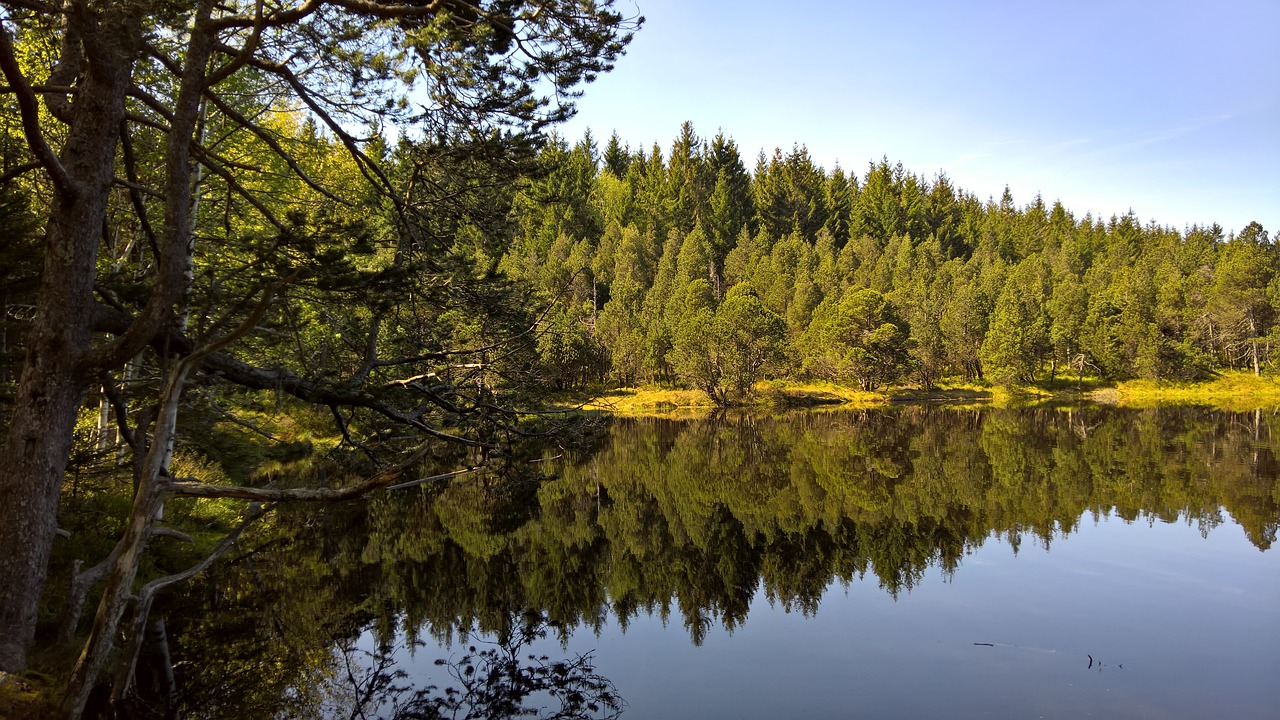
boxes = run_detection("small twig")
[385,465,488,492]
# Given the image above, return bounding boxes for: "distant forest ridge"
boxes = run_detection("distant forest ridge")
[498,122,1276,400]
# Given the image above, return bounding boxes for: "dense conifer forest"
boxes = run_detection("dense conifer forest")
[501,123,1277,402]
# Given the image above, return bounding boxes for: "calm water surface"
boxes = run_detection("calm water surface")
[169,406,1280,719]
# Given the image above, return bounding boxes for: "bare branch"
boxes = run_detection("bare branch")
[385,464,487,491]
[100,375,140,455]
[91,301,482,447]
[111,177,164,199]
[204,0,267,86]
[235,50,398,200]
[111,503,270,700]
[119,121,162,259]
[205,397,276,440]
[167,440,440,500]
[201,89,351,205]
[0,0,56,11]
[149,527,195,543]
[0,161,41,184]
[207,0,325,30]
[189,144,287,231]
[329,403,377,462]
[57,551,119,650]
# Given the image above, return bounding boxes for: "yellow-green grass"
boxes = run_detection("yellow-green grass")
[576,382,888,417]
[579,387,718,416]
[754,380,888,408]
[570,372,1280,417]
[890,381,997,406]
[1114,372,1280,410]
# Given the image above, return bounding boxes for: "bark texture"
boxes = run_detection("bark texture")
[0,5,142,671]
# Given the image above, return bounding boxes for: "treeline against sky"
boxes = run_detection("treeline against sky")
[500,123,1277,397]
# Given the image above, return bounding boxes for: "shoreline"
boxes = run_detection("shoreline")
[563,372,1280,417]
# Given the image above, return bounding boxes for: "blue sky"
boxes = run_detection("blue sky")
[559,0,1279,236]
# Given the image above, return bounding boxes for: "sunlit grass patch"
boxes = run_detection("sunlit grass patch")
[581,387,717,415]
[1116,372,1280,410]
[889,382,995,406]
[756,380,887,408]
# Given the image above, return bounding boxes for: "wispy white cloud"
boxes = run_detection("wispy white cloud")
[1077,113,1234,160]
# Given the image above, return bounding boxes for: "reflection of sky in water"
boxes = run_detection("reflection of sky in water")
[383,510,1280,719]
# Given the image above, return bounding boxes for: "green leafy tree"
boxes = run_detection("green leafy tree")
[712,288,787,402]
[803,288,910,390]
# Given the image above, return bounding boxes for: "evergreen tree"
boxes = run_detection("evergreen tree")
[823,165,855,246]
[753,146,829,240]
[852,158,905,243]
[1209,223,1275,375]
[980,256,1051,385]
[603,131,631,177]
[803,288,910,390]
[926,173,967,258]
[712,287,787,402]
[704,132,754,288]
[668,121,710,235]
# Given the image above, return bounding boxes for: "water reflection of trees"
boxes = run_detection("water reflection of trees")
[166,406,1278,718]
[319,612,623,720]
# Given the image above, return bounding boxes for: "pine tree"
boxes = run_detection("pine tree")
[803,287,910,390]
[980,256,1051,385]
[823,165,854,247]
[603,131,631,177]
[668,121,709,235]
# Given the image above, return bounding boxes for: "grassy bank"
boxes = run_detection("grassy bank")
[571,383,888,417]
[573,381,985,416]
[1110,372,1280,410]
[568,372,1280,417]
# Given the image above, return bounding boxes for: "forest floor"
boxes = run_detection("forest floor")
[565,371,1280,417]
[0,671,56,719]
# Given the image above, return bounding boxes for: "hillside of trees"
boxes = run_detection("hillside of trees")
[501,123,1278,402]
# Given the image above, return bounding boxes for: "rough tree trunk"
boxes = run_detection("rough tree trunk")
[0,9,140,670]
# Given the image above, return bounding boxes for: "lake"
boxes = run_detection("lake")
[164,405,1280,719]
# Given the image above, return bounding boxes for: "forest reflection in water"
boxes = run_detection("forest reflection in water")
[165,406,1279,719]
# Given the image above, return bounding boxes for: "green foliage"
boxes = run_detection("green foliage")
[710,289,788,402]
[500,125,1276,394]
[981,256,1050,385]
[668,287,786,405]
[752,146,829,240]
[803,288,910,390]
